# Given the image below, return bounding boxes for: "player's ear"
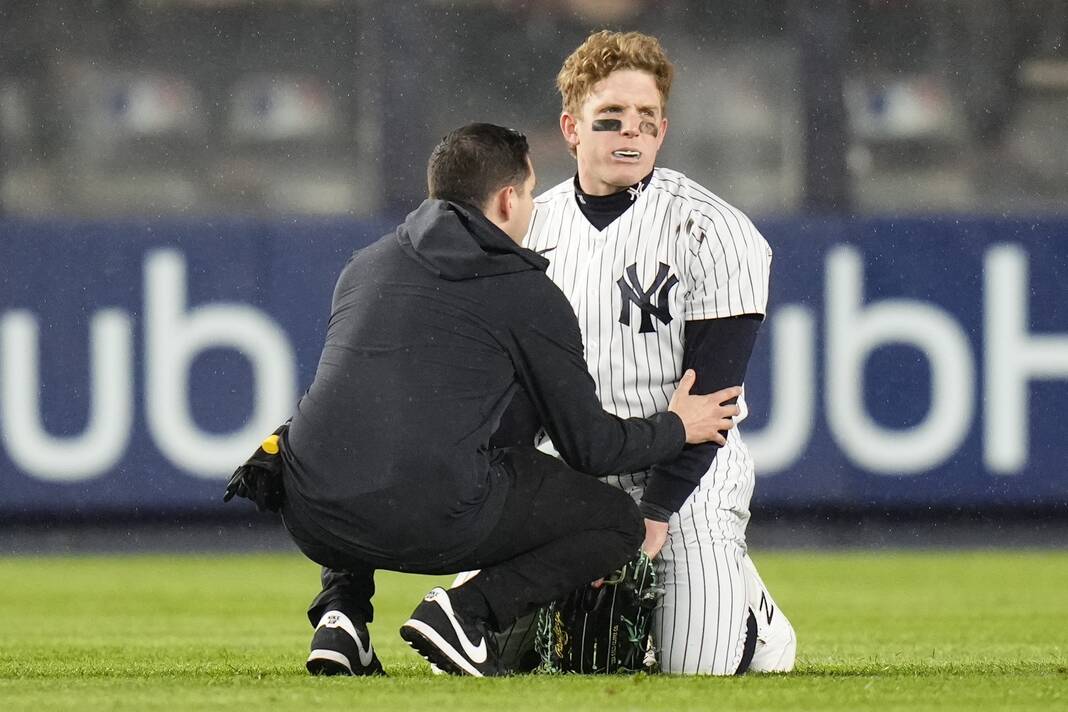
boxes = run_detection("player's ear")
[656,116,668,148]
[560,112,579,150]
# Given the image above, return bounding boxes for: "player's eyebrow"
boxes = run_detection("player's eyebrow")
[594,102,659,115]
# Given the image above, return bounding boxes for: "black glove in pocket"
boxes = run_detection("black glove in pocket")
[223,422,289,513]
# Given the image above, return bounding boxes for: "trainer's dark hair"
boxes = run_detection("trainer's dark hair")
[427,123,531,208]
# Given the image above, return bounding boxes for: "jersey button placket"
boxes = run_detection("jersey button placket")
[587,239,607,355]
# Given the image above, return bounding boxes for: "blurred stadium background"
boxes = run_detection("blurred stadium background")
[1,0,1066,554]
[3,0,1068,218]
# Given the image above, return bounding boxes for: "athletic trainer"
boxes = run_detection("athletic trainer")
[245,123,742,677]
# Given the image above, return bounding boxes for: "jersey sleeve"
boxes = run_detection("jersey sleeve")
[681,204,772,321]
[639,315,763,520]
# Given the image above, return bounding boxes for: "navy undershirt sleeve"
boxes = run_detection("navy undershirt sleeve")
[639,314,764,522]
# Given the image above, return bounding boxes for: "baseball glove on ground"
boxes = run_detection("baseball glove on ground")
[533,551,663,674]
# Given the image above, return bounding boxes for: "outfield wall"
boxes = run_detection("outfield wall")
[1,216,1066,517]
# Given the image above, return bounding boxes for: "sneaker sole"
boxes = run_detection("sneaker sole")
[400,619,484,677]
[306,649,353,676]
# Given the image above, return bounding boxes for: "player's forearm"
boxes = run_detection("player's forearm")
[641,449,717,520]
[640,315,762,518]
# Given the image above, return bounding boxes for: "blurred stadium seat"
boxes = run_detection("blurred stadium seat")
[844,72,973,213]
[0,0,1065,218]
[61,65,207,215]
[663,40,803,215]
[0,78,58,215]
[218,73,364,215]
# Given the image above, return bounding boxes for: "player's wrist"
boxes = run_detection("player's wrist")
[638,500,672,523]
[642,470,696,516]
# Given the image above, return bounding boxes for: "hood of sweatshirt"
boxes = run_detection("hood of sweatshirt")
[395,199,548,281]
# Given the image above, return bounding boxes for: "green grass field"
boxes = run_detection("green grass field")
[1,551,1065,711]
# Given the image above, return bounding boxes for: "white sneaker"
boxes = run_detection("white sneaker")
[743,555,796,673]
[748,607,797,673]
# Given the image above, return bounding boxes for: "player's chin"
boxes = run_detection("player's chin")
[604,162,650,186]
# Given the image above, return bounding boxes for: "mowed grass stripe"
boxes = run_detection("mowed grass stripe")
[1,551,1065,711]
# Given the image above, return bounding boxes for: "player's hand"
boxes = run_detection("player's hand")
[641,518,669,558]
[667,370,741,445]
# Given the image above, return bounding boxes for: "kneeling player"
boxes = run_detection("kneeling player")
[456,31,797,676]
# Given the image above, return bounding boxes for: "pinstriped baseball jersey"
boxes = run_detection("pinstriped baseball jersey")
[525,166,771,493]
[525,166,783,674]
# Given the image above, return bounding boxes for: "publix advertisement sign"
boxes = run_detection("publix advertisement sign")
[0,217,1065,514]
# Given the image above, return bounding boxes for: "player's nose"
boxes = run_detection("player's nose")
[618,110,642,137]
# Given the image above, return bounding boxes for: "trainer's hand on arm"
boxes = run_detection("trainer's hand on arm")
[667,369,742,445]
[642,518,669,558]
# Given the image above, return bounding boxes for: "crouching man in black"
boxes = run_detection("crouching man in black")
[229,123,741,677]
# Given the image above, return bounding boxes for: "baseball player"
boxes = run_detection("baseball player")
[513,30,796,675]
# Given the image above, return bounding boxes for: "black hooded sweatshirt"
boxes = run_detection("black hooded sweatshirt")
[283,199,684,566]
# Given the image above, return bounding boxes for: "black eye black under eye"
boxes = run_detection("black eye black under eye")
[592,119,623,132]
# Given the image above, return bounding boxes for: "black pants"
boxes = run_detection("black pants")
[282,446,643,631]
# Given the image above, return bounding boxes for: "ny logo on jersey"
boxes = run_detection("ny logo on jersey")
[617,262,679,334]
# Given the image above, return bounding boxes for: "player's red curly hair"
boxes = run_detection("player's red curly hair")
[556,30,675,117]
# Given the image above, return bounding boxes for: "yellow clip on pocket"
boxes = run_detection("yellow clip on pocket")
[261,434,280,455]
